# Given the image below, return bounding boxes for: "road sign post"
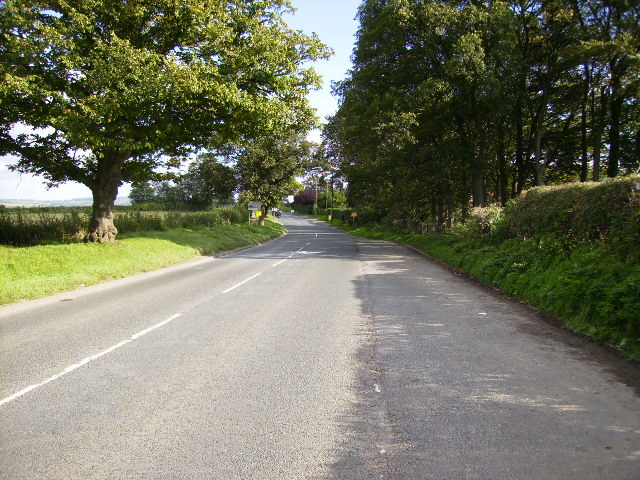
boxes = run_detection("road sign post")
[247,201,261,223]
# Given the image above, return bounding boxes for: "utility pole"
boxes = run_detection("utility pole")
[313,174,318,214]
[325,179,328,213]
[328,174,333,222]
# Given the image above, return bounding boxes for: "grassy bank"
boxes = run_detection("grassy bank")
[1,221,284,305]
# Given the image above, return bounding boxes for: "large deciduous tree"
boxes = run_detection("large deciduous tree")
[181,154,237,207]
[232,133,310,225]
[0,0,329,241]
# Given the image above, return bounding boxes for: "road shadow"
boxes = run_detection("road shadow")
[320,237,640,480]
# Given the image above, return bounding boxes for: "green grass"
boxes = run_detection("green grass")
[1,221,284,305]
[305,214,640,361]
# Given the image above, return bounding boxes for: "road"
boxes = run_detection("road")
[1,214,639,479]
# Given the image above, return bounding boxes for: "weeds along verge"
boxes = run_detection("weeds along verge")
[0,205,248,246]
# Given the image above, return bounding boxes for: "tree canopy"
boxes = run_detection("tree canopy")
[231,133,311,224]
[129,154,236,209]
[325,0,640,228]
[1,0,329,240]
[181,154,237,207]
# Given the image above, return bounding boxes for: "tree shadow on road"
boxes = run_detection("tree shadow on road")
[320,237,640,480]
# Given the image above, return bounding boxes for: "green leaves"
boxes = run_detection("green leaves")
[1,0,329,239]
[1,0,329,184]
[326,0,640,228]
[233,133,310,209]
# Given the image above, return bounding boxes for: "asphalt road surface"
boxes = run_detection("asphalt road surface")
[1,214,639,479]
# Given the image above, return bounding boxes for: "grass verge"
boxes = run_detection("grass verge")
[305,214,640,361]
[1,220,284,305]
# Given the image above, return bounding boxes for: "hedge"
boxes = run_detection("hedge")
[504,176,640,256]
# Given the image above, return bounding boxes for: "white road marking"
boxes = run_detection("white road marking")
[374,384,381,393]
[231,232,319,283]
[221,272,262,294]
[0,313,182,407]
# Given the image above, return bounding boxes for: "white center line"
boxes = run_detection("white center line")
[231,233,319,284]
[0,313,183,408]
[221,272,262,294]
[275,234,317,264]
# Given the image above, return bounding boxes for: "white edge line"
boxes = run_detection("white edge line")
[0,314,182,408]
[221,272,262,294]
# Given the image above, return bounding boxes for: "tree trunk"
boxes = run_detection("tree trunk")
[259,205,268,226]
[471,166,485,207]
[471,125,487,207]
[515,76,527,194]
[636,126,640,165]
[607,59,623,178]
[592,86,607,182]
[533,136,545,186]
[533,86,549,186]
[580,64,590,182]
[436,198,445,232]
[445,201,453,229]
[592,130,602,182]
[85,153,128,243]
[497,134,508,205]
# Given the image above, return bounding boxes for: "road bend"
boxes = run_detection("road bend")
[1,214,638,479]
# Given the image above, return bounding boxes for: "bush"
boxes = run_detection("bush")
[219,205,247,224]
[462,205,505,238]
[505,176,640,256]
[114,211,165,233]
[0,212,86,246]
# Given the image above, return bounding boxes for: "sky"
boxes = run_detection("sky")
[0,0,361,201]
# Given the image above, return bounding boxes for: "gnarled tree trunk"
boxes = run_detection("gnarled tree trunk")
[85,153,128,243]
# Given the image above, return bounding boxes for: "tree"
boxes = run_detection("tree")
[129,181,157,205]
[181,154,237,208]
[294,189,318,205]
[324,0,639,229]
[232,133,310,225]
[1,0,329,241]
[129,180,185,207]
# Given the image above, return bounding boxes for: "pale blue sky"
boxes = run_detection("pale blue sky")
[0,0,361,200]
